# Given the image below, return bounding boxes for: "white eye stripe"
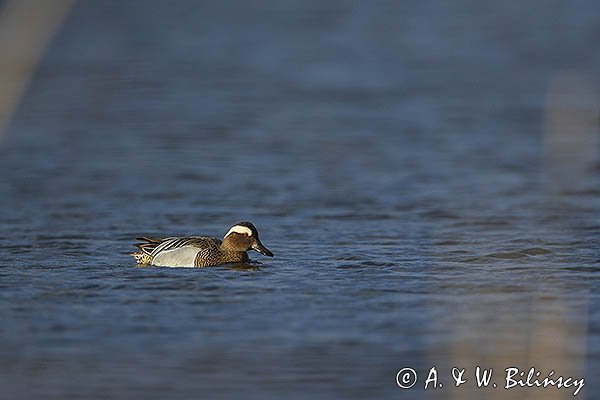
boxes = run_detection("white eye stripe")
[224,225,253,237]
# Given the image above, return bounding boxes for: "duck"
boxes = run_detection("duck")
[131,221,274,267]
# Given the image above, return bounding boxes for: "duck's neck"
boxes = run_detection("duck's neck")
[220,236,250,263]
[220,239,243,254]
[219,243,249,263]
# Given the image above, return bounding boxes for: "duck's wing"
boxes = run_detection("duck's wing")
[133,236,165,256]
[149,237,223,267]
[134,236,221,257]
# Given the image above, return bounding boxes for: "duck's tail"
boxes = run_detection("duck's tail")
[130,251,152,265]
[131,236,163,265]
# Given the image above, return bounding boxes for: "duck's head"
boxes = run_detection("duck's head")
[222,221,274,257]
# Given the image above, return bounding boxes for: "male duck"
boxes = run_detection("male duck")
[131,221,274,267]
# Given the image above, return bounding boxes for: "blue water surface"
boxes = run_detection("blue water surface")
[0,1,598,399]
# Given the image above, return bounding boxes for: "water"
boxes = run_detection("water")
[0,1,599,399]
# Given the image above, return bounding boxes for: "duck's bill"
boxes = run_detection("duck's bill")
[252,242,274,257]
